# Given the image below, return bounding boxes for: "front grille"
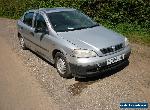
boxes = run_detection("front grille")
[100,43,123,54]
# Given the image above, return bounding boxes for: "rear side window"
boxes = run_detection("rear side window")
[23,12,34,27]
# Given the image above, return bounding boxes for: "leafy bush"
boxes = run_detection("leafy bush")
[1,0,149,25]
[80,0,150,28]
[0,0,83,18]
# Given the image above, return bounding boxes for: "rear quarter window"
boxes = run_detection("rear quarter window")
[23,12,34,27]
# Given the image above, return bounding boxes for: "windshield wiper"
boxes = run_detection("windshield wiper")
[67,27,87,31]
[70,24,99,31]
[58,24,99,32]
[87,24,99,28]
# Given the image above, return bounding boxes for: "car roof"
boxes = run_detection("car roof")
[28,7,76,13]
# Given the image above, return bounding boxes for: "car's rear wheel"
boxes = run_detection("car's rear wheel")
[19,36,27,50]
[55,52,72,78]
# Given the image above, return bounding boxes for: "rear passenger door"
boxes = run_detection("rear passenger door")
[21,12,36,50]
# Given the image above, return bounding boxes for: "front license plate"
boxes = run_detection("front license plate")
[107,54,125,65]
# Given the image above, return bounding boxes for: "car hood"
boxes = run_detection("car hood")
[57,26,125,51]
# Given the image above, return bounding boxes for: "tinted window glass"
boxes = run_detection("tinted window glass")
[34,13,47,30]
[47,10,98,32]
[23,12,34,26]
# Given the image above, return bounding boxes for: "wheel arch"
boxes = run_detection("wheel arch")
[53,49,72,78]
[18,32,22,38]
[52,49,63,59]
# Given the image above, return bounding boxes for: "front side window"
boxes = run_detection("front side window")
[47,10,98,32]
[34,13,48,30]
[23,12,34,27]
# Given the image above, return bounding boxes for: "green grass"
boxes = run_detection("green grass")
[99,21,150,46]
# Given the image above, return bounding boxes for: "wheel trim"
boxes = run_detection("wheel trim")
[56,58,67,74]
[20,37,25,48]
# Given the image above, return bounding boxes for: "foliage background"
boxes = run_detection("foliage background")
[0,0,150,45]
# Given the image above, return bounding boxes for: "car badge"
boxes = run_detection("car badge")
[111,46,115,51]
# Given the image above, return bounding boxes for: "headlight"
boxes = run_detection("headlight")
[125,37,129,46]
[73,49,97,58]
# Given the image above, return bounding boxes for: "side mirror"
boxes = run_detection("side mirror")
[35,28,49,34]
[35,28,42,33]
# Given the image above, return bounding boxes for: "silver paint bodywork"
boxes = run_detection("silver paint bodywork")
[17,8,131,74]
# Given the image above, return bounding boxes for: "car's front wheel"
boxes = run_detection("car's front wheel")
[55,52,72,78]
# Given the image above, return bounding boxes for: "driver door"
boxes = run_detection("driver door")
[33,13,53,61]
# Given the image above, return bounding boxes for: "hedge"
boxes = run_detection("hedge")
[0,0,149,27]
[0,0,150,44]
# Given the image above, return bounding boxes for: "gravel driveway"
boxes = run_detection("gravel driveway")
[0,18,150,110]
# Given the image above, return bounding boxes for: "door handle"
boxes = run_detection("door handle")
[30,32,34,36]
[20,27,23,30]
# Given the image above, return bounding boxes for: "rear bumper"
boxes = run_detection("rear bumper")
[69,46,131,78]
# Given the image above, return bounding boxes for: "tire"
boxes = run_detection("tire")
[55,52,72,78]
[19,36,27,50]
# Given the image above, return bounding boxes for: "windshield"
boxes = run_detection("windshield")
[47,10,99,32]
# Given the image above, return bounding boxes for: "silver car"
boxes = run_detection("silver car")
[17,7,131,78]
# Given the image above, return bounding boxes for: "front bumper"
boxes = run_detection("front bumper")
[68,46,131,77]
